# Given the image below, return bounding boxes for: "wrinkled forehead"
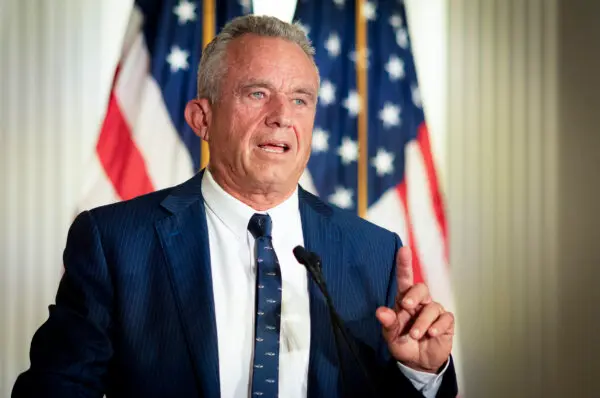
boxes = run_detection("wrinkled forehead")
[224,34,319,89]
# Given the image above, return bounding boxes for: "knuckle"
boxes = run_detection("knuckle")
[439,312,454,325]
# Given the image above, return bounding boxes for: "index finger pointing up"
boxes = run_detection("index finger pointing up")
[396,246,413,295]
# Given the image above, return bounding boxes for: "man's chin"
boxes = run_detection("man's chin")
[249,170,298,191]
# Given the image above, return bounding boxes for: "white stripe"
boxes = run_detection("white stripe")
[405,141,464,385]
[120,6,144,60]
[405,141,454,308]
[115,30,194,190]
[114,32,145,130]
[132,75,196,189]
[368,146,464,385]
[77,153,121,210]
[366,187,409,245]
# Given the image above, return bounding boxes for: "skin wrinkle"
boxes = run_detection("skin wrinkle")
[185,34,318,211]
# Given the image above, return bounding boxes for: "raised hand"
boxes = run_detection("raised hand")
[375,247,454,372]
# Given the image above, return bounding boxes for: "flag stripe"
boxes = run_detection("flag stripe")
[396,181,425,284]
[78,154,121,212]
[366,186,409,243]
[404,140,453,307]
[96,88,155,201]
[115,29,195,192]
[416,122,449,263]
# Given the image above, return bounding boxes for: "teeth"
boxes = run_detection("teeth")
[258,143,288,153]
[260,146,284,153]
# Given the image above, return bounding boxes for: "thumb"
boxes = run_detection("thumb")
[376,307,398,330]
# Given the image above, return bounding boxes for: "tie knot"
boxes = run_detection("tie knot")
[248,213,272,238]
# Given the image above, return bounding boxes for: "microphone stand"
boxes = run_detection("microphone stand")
[293,246,379,396]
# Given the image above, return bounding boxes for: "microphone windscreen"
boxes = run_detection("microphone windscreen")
[293,245,310,265]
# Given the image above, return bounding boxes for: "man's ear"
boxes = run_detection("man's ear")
[184,99,212,141]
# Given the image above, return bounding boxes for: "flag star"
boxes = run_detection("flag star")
[389,14,403,29]
[319,80,336,106]
[349,48,371,68]
[412,85,422,108]
[296,22,311,36]
[371,148,395,176]
[396,28,409,49]
[333,0,345,8]
[312,128,329,153]
[324,33,341,57]
[343,91,361,116]
[385,55,405,81]
[362,1,377,21]
[337,137,359,164]
[329,186,354,209]
[173,0,196,25]
[167,46,190,72]
[379,102,401,128]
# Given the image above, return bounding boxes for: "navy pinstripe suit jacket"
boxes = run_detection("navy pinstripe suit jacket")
[12,172,457,397]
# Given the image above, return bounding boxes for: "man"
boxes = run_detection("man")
[13,15,457,398]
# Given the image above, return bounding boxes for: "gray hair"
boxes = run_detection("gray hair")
[197,14,319,103]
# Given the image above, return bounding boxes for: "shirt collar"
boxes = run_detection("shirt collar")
[201,168,299,240]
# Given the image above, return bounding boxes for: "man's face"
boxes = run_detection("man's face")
[206,34,318,195]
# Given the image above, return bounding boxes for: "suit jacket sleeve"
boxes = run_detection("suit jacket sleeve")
[376,234,459,398]
[12,211,113,398]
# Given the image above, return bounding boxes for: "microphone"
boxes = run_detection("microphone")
[293,246,378,395]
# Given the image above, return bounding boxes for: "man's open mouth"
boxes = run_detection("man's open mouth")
[258,143,290,153]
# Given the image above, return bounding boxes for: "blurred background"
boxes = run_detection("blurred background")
[1,0,599,397]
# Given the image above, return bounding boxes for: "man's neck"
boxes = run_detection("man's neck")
[207,167,295,212]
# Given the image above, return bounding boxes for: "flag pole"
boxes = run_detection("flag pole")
[356,0,368,218]
[201,0,215,170]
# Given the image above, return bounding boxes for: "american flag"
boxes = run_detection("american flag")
[78,0,249,209]
[79,0,460,383]
[296,0,461,383]
[296,0,454,306]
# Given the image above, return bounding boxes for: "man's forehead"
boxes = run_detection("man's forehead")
[225,36,318,88]
[226,35,310,67]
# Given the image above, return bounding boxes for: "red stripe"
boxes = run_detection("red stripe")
[416,123,450,263]
[96,87,154,201]
[396,181,425,284]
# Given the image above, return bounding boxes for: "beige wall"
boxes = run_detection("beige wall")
[449,0,600,397]
[0,1,133,395]
[447,0,560,396]
[556,1,600,396]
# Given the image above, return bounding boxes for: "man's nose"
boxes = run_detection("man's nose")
[265,96,293,128]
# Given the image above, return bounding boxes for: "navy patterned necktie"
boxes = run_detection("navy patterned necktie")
[248,213,282,397]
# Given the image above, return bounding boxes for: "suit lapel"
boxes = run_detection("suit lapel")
[155,172,220,398]
[299,187,344,397]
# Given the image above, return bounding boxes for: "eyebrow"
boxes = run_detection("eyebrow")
[293,87,317,101]
[240,80,317,100]
[240,80,274,92]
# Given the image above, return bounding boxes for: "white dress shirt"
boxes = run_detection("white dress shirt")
[201,169,444,398]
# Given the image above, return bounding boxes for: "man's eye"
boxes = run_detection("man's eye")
[251,92,265,99]
[293,98,307,105]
